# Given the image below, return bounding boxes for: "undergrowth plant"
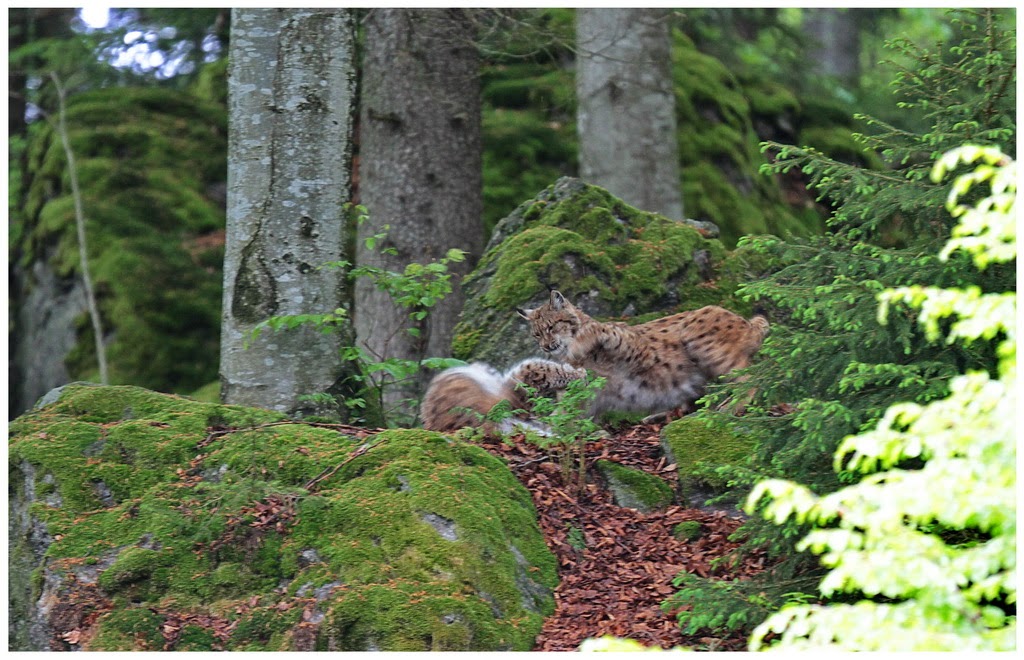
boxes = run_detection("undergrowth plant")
[747,146,1015,651]
[482,373,607,497]
[667,8,1015,640]
[525,375,606,497]
[250,205,466,427]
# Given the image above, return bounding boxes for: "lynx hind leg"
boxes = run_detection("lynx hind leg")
[713,372,759,416]
[682,311,768,379]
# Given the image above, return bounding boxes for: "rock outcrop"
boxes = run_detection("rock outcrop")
[9,87,227,418]
[452,177,763,371]
[8,384,557,651]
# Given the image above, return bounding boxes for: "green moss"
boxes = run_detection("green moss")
[323,581,527,651]
[89,608,166,651]
[17,86,227,396]
[484,225,615,309]
[231,606,303,651]
[475,179,735,314]
[450,324,484,361]
[661,416,755,501]
[672,520,704,542]
[595,460,674,513]
[742,79,800,117]
[672,31,815,246]
[175,624,219,651]
[10,386,556,652]
[189,380,221,403]
[98,546,174,594]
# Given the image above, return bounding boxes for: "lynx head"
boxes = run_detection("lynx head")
[516,290,583,358]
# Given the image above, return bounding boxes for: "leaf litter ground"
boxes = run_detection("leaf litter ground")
[44,420,766,651]
[478,421,768,651]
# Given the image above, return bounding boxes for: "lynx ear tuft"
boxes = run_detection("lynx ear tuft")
[550,290,567,310]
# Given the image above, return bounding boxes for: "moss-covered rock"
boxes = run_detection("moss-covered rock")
[660,416,755,510]
[10,86,227,416]
[594,460,675,514]
[454,177,765,368]
[672,520,704,542]
[9,384,557,651]
[673,31,816,247]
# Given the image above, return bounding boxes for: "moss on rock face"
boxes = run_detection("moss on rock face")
[672,31,814,247]
[453,177,761,368]
[672,520,704,542]
[660,416,755,509]
[595,460,674,514]
[12,86,227,411]
[9,384,556,651]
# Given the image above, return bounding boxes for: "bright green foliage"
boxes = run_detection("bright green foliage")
[580,635,691,652]
[671,9,1015,638]
[747,147,1015,651]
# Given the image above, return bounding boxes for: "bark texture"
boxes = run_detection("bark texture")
[355,8,483,417]
[221,9,356,415]
[803,8,862,88]
[576,8,683,220]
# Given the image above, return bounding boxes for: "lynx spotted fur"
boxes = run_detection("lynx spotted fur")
[420,358,587,434]
[516,290,768,418]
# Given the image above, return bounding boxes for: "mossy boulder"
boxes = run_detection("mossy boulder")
[453,177,765,368]
[9,384,557,651]
[660,416,755,511]
[594,460,675,514]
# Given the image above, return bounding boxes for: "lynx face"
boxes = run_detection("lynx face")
[516,292,581,358]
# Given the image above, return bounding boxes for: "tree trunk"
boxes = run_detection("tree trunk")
[355,8,483,420]
[576,8,683,220]
[803,8,861,89]
[221,9,356,415]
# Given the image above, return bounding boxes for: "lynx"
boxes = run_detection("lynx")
[516,290,769,419]
[420,358,587,434]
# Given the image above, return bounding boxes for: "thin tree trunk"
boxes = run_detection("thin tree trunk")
[221,9,356,415]
[803,8,862,89]
[356,8,483,420]
[576,8,684,220]
[50,72,108,385]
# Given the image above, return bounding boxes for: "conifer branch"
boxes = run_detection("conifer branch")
[50,72,108,385]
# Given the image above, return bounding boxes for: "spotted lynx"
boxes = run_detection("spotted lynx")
[516,290,768,418]
[421,358,587,434]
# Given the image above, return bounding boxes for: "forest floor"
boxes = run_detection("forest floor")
[477,421,769,651]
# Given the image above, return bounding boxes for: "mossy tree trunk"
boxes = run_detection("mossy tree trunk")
[221,9,356,415]
[355,8,484,418]
[576,8,684,221]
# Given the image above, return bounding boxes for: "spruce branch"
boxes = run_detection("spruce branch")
[49,72,108,385]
